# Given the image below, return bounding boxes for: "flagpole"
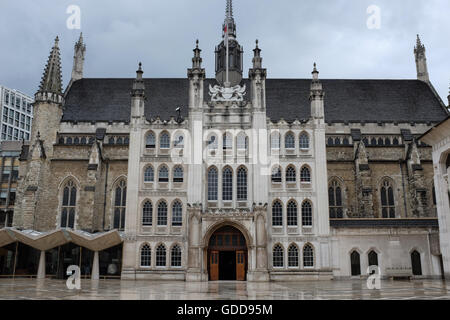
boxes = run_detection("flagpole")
[225,24,229,87]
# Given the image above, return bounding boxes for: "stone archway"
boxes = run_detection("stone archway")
[203,221,252,281]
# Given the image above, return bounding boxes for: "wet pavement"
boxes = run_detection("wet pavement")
[0,278,449,300]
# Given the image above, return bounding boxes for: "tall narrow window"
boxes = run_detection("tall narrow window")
[172,201,182,226]
[287,201,298,226]
[61,180,77,229]
[237,167,247,201]
[237,133,248,150]
[142,201,153,226]
[302,201,312,227]
[350,251,361,276]
[173,166,184,183]
[273,245,284,267]
[285,133,295,149]
[208,167,218,201]
[271,132,280,149]
[381,180,395,218]
[286,166,296,183]
[113,180,127,231]
[329,180,343,218]
[368,250,378,267]
[223,133,232,150]
[159,166,169,183]
[156,244,166,267]
[303,244,314,267]
[300,166,311,183]
[160,132,170,149]
[271,166,282,183]
[288,244,299,267]
[171,245,182,267]
[141,244,151,267]
[144,166,154,183]
[272,201,283,227]
[222,167,233,201]
[411,250,422,276]
[157,201,168,226]
[299,133,310,149]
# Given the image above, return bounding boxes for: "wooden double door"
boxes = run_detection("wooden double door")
[208,226,247,281]
[210,250,246,281]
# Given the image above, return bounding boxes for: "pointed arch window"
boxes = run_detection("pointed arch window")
[208,167,218,201]
[303,244,314,267]
[271,166,282,183]
[156,244,166,267]
[223,133,232,150]
[286,166,296,183]
[113,180,127,231]
[411,250,422,276]
[300,166,311,183]
[171,245,182,267]
[237,133,248,150]
[61,180,77,229]
[160,132,170,149]
[144,166,154,183]
[140,244,151,267]
[159,166,169,183]
[173,166,184,183]
[273,245,284,268]
[142,201,153,226]
[329,180,343,218]
[285,133,295,149]
[381,179,395,218]
[302,201,312,227]
[299,133,310,149]
[222,167,233,201]
[237,167,247,201]
[271,132,280,149]
[157,201,168,226]
[272,201,283,227]
[172,201,183,226]
[368,250,378,267]
[350,251,361,276]
[288,244,299,267]
[287,200,298,226]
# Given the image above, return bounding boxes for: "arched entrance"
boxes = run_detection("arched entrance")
[208,226,247,281]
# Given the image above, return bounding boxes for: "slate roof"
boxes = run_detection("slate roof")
[63,78,448,123]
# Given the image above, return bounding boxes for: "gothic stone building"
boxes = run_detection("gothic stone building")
[2,3,449,281]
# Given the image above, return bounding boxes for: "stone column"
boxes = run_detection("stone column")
[37,250,46,279]
[91,251,99,280]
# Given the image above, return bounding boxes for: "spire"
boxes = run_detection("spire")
[310,62,325,119]
[71,32,86,81]
[414,34,429,82]
[192,39,202,69]
[222,0,236,39]
[35,36,63,104]
[252,39,262,69]
[312,62,319,82]
[131,62,145,98]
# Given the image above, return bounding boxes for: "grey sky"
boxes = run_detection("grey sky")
[0,0,449,104]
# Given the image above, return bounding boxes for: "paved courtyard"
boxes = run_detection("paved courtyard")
[1,279,450,300]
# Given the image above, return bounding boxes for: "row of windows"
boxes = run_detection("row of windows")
[140,243,182,267]
[271,165,311,184]
[273,244,314,268]
[272,200,313,227]
[207,166,248,201]
[270,132,310,150]
[2,107,32,131]
[1,124,30,141]
[3,92,33,114]
[144,165,184,183]
[142,200,183,226]
[59,136,95,145]
[146,131,182,149]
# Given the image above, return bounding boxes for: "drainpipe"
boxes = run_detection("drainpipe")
[102,160,109,231]
[399,160,409,217]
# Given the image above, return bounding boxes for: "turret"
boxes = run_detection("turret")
[71,33,86,82]
[414,35,430,82]
[309,63,325,119]
[188,40,205,110]
[249,40,266,110]
[130,62,146,122]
